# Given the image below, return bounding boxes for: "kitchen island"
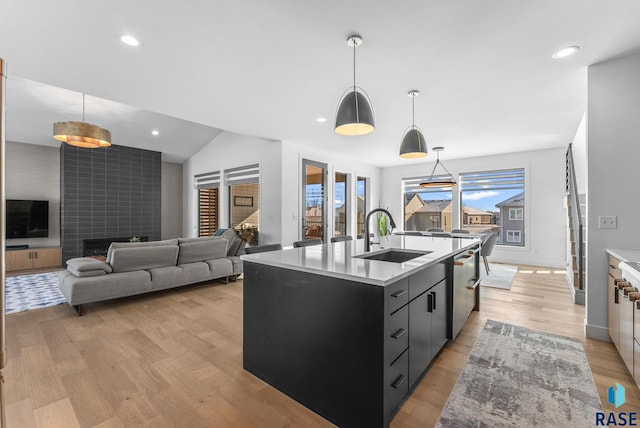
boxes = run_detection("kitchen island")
[242,234,481,428]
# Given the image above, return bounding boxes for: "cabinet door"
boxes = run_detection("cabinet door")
[5,249,33,271]
[32,248,62,269]
[430,280,448,360]
[608,275,620,349]
[634,340,640,387]
[619,292,634,374]
[409,291,431,389]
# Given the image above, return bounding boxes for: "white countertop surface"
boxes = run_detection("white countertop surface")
[606,248,640,263]
[241,235,481,286]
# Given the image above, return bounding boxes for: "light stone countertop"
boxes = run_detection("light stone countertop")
[241,234,481,286]
[606,248,640,263]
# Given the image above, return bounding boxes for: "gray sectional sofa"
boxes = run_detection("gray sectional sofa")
[57,231,245,315]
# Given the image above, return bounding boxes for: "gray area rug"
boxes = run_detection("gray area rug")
[436,320,601,427]
[480,263,517,289]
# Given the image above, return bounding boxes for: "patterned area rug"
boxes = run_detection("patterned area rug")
[480,263,518,289]
[436,320,601,427]
[5,272,66,314]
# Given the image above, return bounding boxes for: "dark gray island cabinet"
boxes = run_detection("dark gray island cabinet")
[243,237,480,427]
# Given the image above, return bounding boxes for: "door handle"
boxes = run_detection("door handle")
[427,292,434,313]
[391,328,406,339]
[391,289,407,298]
[391,374,406,389]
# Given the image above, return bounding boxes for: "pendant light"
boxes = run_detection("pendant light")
[53,94,111,148]
[399,90,428,158]
[335,34,375,136]
[420,147,457,188]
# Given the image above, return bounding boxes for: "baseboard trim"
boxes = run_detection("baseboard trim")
[585,323,611,341]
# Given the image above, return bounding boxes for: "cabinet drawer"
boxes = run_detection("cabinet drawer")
[387,278,409,314]
[385,305,409,365]
[609,255,622,278]
[385,349,408,418]
[409,262,446,301]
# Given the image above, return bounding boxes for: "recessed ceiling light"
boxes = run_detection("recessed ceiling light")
[151,130,159,136]
[552,46,579,59]
[316,117,327,123]
[120,35,142,47]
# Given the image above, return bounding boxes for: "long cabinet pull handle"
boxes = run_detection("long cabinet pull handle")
[427,293,434,313]
[391,374,406,389]
[391,328,406,339]
[391,290,407,298]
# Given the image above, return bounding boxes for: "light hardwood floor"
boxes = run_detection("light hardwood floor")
[4,265,639,427]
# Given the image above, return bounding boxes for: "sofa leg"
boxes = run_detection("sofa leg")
[72,304,82,316]
[224,276,229,284]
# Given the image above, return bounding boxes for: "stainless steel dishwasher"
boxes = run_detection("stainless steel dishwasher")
[452,247,480,339]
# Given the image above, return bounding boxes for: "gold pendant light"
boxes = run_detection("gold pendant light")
[53,94,111,148]
[335,35,375,136]
[420,147,457,188]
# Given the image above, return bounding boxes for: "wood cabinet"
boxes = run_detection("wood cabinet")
[608,255,621,348]
[5,247,62,272]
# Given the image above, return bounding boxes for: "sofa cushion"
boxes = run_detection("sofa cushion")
[205,258,233,278]
[106,239,178,264]
[235,239,247,256]
[58,270,152,306]
[177,238,228,264]
[178,262,212,284]
[110,245,179,273]
[148,266,186,291]
[66,257,113,277]
[227,235,244,257]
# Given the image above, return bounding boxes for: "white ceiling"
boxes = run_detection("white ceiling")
[1,1,640,167]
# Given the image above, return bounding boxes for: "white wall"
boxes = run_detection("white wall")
[280,140,382,246]
[381,147,567,268]
[5,141,60,247]
[183,131,283,244]
[571,113,587,195]
[585,52,640,340]
[161,162,183,239]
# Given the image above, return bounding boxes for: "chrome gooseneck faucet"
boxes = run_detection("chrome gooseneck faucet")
[364,208,397,252]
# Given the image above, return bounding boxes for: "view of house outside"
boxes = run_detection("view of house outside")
[403,169,525,246]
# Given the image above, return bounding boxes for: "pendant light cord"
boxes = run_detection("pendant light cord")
[353,41,356,92]
[428,150,455,179]
[82,94,85,121]
[412,95,415,127]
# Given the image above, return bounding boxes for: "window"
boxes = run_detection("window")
[356,176,369,236]
[335,172,349,237]
[402,175,453,232]
[507,230,521,243]
[509,208,523,221]
[225,164,260,245]
[195,170,221,237]
[198,188,219,236]
[459,168,524,246]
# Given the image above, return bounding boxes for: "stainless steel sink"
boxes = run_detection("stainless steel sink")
[353,248,431,263]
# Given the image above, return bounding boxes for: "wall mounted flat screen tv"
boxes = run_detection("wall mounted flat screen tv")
[6,199,49,239]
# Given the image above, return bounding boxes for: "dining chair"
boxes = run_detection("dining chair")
[451,229,470,234]
[480,232,499,274]
[330,235,353,243]
[293,239,323,248]
[244,243,283,254]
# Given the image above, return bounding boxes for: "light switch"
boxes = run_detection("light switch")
[598,216,617,229]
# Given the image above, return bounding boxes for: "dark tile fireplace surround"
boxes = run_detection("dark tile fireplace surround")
[82,236,149,257]
[61,144,161,262]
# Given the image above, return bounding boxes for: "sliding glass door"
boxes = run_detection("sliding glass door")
[302,159,327,242]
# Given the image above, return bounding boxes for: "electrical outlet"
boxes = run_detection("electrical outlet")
[598,216,617,229]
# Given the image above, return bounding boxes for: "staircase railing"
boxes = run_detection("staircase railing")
[566,143,584,290]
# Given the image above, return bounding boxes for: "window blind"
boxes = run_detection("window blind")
[224,163,260,186]
[198,188,219,236]
[459,169,524,192]
[194,170,221,189]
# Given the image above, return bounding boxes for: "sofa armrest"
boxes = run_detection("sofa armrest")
[66,257,113,277]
